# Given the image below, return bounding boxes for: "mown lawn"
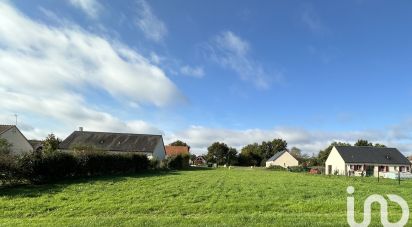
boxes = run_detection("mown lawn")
[1,167,411,226]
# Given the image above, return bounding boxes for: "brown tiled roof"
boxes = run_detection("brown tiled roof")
[0,125,14,135]
[59,131,164,153]
[165,145,190,156]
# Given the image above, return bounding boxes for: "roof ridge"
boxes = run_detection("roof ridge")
[335,145,395,149]
[73,130,163,136]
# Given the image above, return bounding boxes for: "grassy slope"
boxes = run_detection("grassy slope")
[0,168,411,226]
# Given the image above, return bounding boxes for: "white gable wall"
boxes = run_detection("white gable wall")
[325,147,346,175]
[0,127,33,154]
[152,140,166,160]
[266,152,299,168]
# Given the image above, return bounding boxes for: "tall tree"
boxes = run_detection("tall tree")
[43,134,61,154]
[260,138,287,160]
[354,139,372,147]
[317,142,351,165]
[227,147,238,165]
[239,143,261,166]
[206,142,237,165]
[169,140,189,147]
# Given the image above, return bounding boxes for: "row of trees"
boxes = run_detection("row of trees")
[196,139,387,167]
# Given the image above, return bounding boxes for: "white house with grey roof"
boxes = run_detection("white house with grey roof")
[266,150,299,168]
[59,129,166,160]
[325,146,411,177]
[0,125,33,154]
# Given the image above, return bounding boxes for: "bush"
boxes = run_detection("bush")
[288,166,308,172]
[74,152,149,176]
[0,154,20,185]
[13,151,151,184]
[266,165,287,171]
[167,154,190,170]
[19,152,78,184]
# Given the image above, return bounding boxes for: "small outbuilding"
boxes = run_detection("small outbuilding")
[266,150,299,168]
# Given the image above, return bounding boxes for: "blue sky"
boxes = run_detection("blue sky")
[1,0,412,154]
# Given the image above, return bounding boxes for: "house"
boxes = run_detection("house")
[59,129,166,160]
[265,150,299,168]
[0,125,33,154]
[325,146,411,177]
[165,145,190,157]
[28,140,43,153]
[194,156,207,165]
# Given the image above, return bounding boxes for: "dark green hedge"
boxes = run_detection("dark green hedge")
[0,151,150,184]
[167,154,190,170]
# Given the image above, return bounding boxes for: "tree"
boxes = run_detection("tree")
[169,140,188,147]
[206,142,237,165]
[227,147,238,165]
[239,143,261,166]
[374,143,386,148]
[289,147,309,162]
[0,138,12,155]
[190,154,197,162]
[43,134,61,154]
[317,142,351,165]
[354,139,372,147]
[259,138,287,160]
[289,147,302,159]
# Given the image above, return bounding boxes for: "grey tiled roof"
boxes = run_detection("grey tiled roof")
[59,131,164,153]
[335,146,410,165]
[0,125,14,135]
[267,150,288,162]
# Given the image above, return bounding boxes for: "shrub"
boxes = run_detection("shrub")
[0,154,20,185]
[288,166,308,172]
[266,165,287,171]
[167,154,190,170]
[0,138,12,155]
[18,152,78,184]
[73,152,149,176]
[15,151,150,184]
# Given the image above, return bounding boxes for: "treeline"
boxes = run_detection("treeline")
[198,139,386,167]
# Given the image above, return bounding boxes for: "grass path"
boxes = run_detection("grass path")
[1,168,411,226]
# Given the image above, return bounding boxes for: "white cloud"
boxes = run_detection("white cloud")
[205,31,279,89]
[166,125,412,156]
[180,65,205,78]
[135,0,167,42]
[0,2,178,139]
[68,0,102,19]
[301,5,323,33]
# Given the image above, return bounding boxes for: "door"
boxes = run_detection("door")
[328,165,332,175]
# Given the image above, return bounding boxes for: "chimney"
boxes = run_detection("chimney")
[79,127,83,132]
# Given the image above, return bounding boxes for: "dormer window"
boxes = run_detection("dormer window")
[99,140,104,144]
[385,154,391,160]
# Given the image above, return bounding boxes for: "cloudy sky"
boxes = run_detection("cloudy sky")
[1,0,412,155]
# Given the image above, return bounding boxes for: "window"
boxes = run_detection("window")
[353,165,362,171]
[379,166,388,172]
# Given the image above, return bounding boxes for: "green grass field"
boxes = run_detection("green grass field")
[1,167,411,226]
